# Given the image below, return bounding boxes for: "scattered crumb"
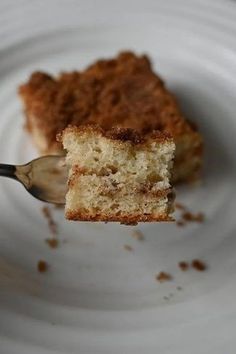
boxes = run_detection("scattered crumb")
[176,220,186,227]
[37,260,48,273]
[42,206,59,248]
[45,238,59,249]
[168,293,174,297]
[123,244,133,252]
[176,286,182,291]
[175,202,186,211]
[163,296,169,301]
[182,212,205,223]
[178,261,189,271]
[191,259,207,271]
[156,272,172,283]
[131,229,145,241]
[175,202,205,226]
[42,206,58,235]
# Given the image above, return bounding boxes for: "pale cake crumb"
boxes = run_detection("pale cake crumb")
[131,230,145,241]
[123,244,133,252]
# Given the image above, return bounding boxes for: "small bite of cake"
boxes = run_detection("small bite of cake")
[59,125,175,224]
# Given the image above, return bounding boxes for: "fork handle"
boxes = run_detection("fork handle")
[0,164,17,179]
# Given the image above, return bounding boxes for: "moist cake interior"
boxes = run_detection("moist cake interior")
[60,126,175,224]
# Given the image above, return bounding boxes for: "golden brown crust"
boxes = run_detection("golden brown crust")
[65,209,174,225]
[19,51,196,151]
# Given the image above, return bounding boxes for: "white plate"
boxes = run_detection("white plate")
[1,1,236,353]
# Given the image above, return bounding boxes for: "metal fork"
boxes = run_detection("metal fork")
[0,156,67,204]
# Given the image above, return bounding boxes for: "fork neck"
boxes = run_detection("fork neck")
[0,164,17,179]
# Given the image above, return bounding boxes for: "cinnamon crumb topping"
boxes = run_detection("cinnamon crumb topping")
[156,272,172,282]
[19,51,197,151]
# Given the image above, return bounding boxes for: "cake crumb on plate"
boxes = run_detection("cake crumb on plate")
[156,272,172,282]
[123,244,133,252]
[176,220,186,227]
[37,260,48,273]
[175,202,186,211]
[45,238,59,249]
[178,261,189,271]
[131,230,145,241]
[182,212,205,223]
[191,259,207,271]
[175,202,205,226]
[42,206,58,235]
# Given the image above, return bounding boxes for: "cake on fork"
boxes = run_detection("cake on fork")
[18,51,203,184]
[58,125,175,224]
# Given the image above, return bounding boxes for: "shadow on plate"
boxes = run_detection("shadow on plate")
[171,84,233,182]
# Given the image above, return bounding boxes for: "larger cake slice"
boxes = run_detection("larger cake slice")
[19,51,203,183]
[59,125,175,224]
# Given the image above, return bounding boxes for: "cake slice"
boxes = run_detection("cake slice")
[59,125,175,224]
[18,51,203,184]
